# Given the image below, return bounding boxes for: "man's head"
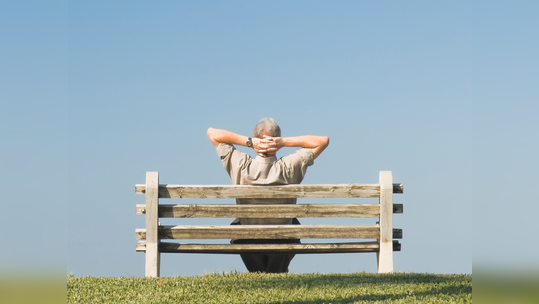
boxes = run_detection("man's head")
[253,118,281,139]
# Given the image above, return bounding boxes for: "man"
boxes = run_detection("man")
[207,118,329,273]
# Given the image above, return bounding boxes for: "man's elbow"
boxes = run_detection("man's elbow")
[313,136,329,159]
[207,128,216,139]
[321,136,330,148]
[207,128,219,147]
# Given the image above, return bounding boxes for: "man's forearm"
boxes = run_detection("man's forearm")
[280,135,330,159]
[207,128,249,148]
[282,136,327,149]
[209,128,274,157]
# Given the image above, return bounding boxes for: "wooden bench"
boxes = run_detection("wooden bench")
[135,171,403,277]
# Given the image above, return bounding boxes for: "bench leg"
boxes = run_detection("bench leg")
[145,172,160,277]
[378,171,393,273]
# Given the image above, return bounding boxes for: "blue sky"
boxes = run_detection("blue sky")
[1,1,537,277]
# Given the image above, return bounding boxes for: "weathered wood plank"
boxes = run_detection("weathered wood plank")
[135,183,404,198]
[135,226,402,240]
[136,184,382,198]
[136,183,404,197]
[136,228,146,239]
[136,225,378,239]
[157,204,381,218]
[136,203,404,216]
[393,228,402,239]
[136,204,146,214]
[144,172,160,277]
[378,171,394,273]
[136,240,401,253]
[159,225,380,239]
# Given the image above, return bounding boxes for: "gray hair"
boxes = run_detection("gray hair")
[253,118,281,138]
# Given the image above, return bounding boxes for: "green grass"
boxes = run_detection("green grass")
[67,272,471,304]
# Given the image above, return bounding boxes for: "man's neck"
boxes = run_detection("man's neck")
[255,155,277,163]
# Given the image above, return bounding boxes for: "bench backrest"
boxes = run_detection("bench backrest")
[136,171,403,277]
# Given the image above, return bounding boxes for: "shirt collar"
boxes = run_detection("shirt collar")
[255,155,277,164]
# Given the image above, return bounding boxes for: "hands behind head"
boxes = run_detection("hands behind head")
[253,135,284,158]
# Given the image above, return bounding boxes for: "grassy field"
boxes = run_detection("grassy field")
[67,272,471,303]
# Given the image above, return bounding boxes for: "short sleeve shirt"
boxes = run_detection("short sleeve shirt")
[216,143,314,225]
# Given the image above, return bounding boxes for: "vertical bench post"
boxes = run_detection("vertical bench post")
[378,171,393,273]
[145,172,160,277]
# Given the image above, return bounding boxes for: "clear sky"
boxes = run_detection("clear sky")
[1,1,537,278]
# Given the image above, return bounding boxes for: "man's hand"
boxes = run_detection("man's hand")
[252,138,269,157]
[249,136,282,158]
[252,135,283,157]
[264,135,284,150]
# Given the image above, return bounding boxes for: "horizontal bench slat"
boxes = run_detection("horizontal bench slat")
[136,241,401,253]
[135,183,404,198]
[136,225,402,240]
[136,203,403,217]
[165,204,380,218]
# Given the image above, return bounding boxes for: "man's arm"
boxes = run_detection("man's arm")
[207,128,248,148]
[266,135,329,159]
[207,128,267,156]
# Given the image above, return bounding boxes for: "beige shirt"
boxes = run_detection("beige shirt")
[216,143,314,225]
